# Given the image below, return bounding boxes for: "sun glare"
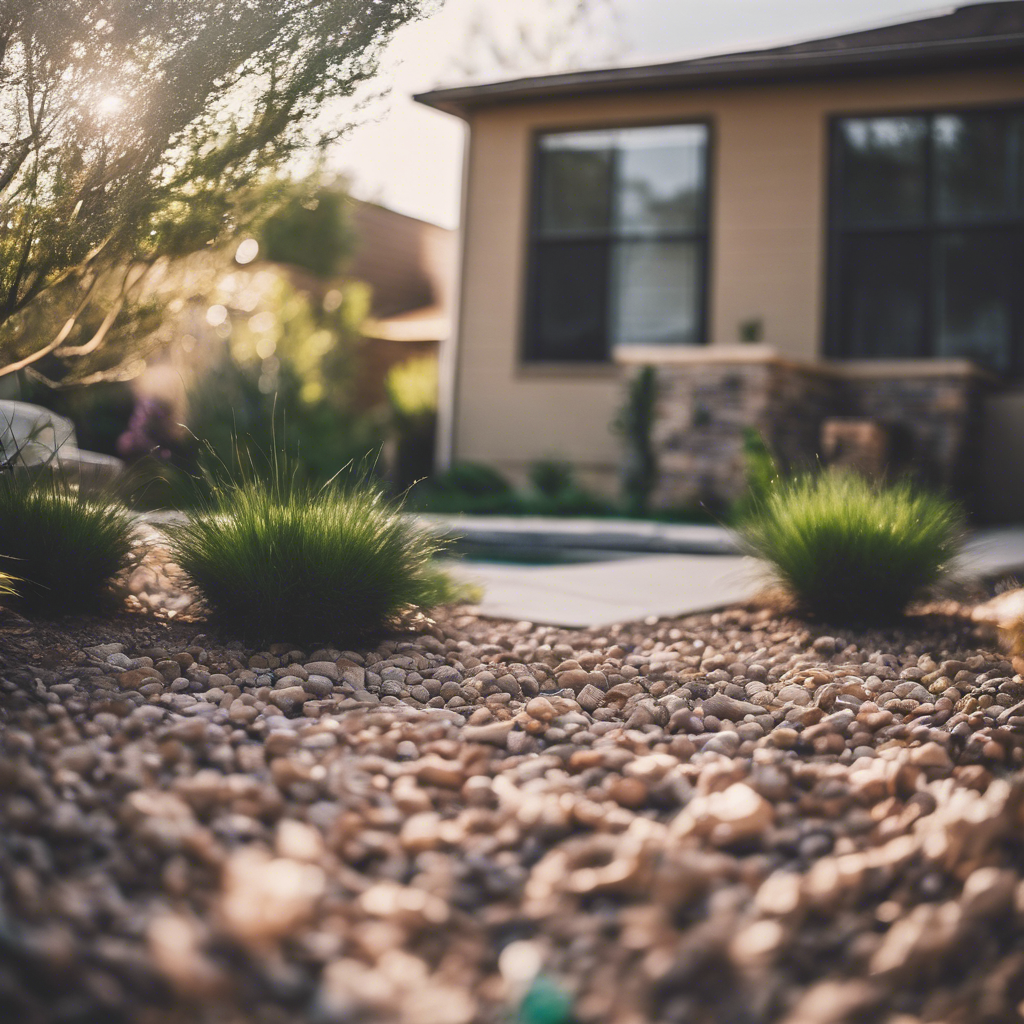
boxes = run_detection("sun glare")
[96,94,125,118]
[235,238,260,264]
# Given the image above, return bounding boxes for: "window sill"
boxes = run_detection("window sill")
[614,343,761,365]
[613,345,1001,382]
[515,361,621,379]
[830,358,1000,382]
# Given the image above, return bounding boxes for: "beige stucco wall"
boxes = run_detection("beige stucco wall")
[448,67,1024,516]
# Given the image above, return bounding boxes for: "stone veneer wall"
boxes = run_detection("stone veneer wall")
[640,352,993,512]
[838,372,990,504]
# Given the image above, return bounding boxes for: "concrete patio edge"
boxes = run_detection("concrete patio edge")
[412,513,741,555]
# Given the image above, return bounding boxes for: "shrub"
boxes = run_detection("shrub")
[612,365,659,516]
[0,472,135,613]
[529,459,574,500]
[257,181,356,280]
[184,267,380,488]
[526,489,612,517]
[168,469,462,644]
[410,462,520,514]
[738,470,964,622]
[386,356,438,421]
[521,464,613,516]
[434,462,512,499]
[386,357,438,492]
[729,428,779,523]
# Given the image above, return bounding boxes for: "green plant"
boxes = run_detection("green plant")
[738,318,764,343]
[612,366,659,517]
[738,469,964,622]
[185,269,382,488]
[386,357,439,421]
[742,429,778,501]
[168,461,463,645]
[409,462,520,514]
[258,183,356,280]
[529,460,574,500]
[386,357,439,492]
[435,463,513,499]
[729,428,779,522]
[0,471,135,613]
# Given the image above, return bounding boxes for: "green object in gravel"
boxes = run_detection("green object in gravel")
[518,976,574,1024]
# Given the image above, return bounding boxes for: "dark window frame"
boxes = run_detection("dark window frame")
[825,102,1024,375]
[522,118,714,365]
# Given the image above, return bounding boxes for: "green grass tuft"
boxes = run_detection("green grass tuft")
[0,471,135,614]
[738,470,964,622]
[168,469,465,645]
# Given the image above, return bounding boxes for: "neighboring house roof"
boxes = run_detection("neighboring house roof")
[348,200,455,321]
[361,304,449,344]
[415,1,1024,117]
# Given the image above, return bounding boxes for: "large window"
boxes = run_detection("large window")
[524,123,710,362]
[828,109,1024,374]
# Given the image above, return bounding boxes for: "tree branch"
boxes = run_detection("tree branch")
[0,274,98,379]
[59,263,152,357]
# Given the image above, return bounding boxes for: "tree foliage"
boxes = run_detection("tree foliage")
[257,180,356,279]
[0,0,432,385]
[184,260,378,483]
[448,0,619,81]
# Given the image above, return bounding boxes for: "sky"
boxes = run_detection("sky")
[330,0,986,229]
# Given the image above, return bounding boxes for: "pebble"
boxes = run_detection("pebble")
[701,692,763,721]
[4,589,1024,1024]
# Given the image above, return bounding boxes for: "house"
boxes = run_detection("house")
[347,200,455,409]
[416,1,1024,520]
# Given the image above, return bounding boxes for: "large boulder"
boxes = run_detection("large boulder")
[0,399,123,489]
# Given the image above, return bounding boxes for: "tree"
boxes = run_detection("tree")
[447,0,620,82]
[257,178,356,280]
[0,0,433,386]
[183,258,378,483]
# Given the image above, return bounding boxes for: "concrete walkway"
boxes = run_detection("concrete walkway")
[441,522,1024,629]
[957,528,1024,579]
[445,553,763,628]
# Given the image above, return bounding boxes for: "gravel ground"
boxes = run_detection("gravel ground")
[3,577,1024,1023]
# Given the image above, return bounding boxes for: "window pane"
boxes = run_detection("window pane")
[527,241,608,361]
[935,230,1018,373]
[934,112,1017,222]
[609,241,702,347]
[613,124,708,235]
[538,132,614,235]
[836,117,928,225]
[836,234,929,358]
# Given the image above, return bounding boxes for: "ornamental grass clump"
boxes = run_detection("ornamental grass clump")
[0,471,135,613]
[738,470,964,622]
[168,471,462,645]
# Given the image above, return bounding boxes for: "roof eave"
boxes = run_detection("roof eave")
[414,36,1024,118]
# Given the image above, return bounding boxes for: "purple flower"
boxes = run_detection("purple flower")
[117,396,180,461]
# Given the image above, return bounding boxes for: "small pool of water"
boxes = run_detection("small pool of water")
[450,541,638,566]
